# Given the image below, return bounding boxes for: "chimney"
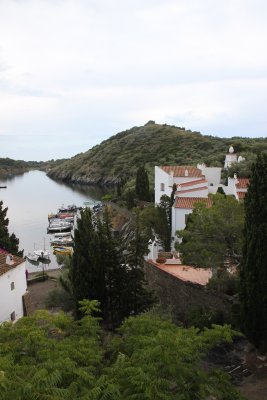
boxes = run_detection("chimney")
[185,169,188,177]
[6,254,14,265]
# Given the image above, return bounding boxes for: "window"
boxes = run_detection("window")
[11,282,15,291]
[160,183,165,191]
[10,311,15,321]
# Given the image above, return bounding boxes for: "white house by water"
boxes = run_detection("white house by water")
[0,252,27,323]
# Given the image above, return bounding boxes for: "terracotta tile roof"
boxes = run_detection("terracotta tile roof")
[179,178,208,187]
[175,186,208,195]
[0,248,8,254]
[174,197,213,209]
[0,254,25,277]
[237,191,246,200]
[149,260,212,285]
[161,166,204,178]
[236,178,249,189]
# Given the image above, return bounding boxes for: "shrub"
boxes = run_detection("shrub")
[156,257,166,264]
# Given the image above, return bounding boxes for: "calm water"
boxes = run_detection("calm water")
[0,170,106,272]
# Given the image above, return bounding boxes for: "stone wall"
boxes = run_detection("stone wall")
[144,261,232,324]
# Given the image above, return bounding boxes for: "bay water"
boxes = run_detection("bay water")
[0,170,106,273]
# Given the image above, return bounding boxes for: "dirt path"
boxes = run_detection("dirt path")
[27,269,62,311]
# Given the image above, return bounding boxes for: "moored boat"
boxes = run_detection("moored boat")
[34,249,50,260]
[54,232,72,238]
[47,221,72,233]
[50,237,73,246]
[26,252,39,262]
[53,246,73,255]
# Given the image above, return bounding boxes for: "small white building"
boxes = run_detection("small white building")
[0,252,27,324]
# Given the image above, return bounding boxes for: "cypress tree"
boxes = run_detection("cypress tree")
[239,154,267,349]
[0,200,23,256]
[122,212,154,316]
[135,166,150,202]
[71,207,100,316]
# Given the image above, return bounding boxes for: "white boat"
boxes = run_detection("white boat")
[50,237,73,246]
[34,249,50,260]
[54,232,72,238]
[47,221,72,233]
[26,252,39,262]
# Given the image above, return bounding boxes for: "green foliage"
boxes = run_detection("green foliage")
[0,200,23,256]
[207,273,239,296]
[239,153,267,349]
[135,166,150,201]
[70,207,154,328]
[47,122,267,190]
[140,195,172,251]
[103,314,242,400]
[186,308,225,329]
[0,311,243,399]
[176,194,244,269]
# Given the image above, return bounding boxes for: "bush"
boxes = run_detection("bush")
[207,273,239,296]
[186,308,225,329]
[156,257,166,264]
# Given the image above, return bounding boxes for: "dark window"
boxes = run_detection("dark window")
[11,282,15,291]
[10,311,15,321]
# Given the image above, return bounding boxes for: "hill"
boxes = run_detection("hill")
[0,158,67,179]
[47,121,267,187]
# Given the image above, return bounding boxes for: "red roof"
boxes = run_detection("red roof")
[148,260,212,286]
[175,186,208,195]
[179,178,208,187]
[237,191,246,200]
[0,254,25,277]
[161,166,204,178]
[236,178,249,189]
[174,197,213,209]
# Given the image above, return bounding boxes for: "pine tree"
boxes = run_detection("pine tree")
[239,154,267,349]
[135,166,150,202]
[0,200,23,256]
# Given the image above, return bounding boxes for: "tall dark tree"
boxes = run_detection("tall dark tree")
[135,166,150,202]
[71,207,154,328]
[122,212,154,316]
[240,154,267,349]
[0,200,23,256]
[70,207,99,316]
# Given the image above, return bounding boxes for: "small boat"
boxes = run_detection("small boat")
[47,221,72,233]
[50,237,73,246]
[58,204,78,213]
[54,232,72,238]
[34,249,50,260]
[48,212,75,221]
[53,246,73,255]
[26,252,39,262]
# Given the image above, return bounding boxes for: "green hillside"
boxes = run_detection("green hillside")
[47,121,267,186]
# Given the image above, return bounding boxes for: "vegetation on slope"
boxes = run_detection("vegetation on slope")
[47,121,267,187]
[0,302,243,399]
[0,157,65,178]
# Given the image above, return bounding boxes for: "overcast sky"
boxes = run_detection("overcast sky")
[0,0,266,161]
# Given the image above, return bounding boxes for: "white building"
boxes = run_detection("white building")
[224,175,250,200]
[0,252,27,324]
[224,145,245,169]
[154,147,249,248]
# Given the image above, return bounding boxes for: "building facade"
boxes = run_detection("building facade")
[0,253,27,323]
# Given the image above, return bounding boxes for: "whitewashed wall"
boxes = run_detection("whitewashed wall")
[0,262,27,324]
[154,166,173,204]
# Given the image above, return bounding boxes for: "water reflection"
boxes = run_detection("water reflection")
[0,170,105,272]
